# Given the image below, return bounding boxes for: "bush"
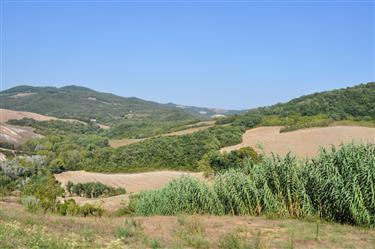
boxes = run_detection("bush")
[57,199,104,217]
[66,181,126,198]
[80,203,104,217]
[21,174,64,212]
[199,147,262,175]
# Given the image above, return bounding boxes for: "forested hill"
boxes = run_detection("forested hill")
[0,85,196,125]
[219,82,375,128]
[258,82,375,118]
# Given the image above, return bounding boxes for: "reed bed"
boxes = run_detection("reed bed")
[134,143,375,227]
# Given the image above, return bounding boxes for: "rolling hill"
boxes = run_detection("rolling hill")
[0,85,202,138]
[165,103,246,119]
[220,82,375,128]
[0,85,197,125]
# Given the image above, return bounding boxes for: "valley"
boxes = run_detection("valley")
[1,82,374,249]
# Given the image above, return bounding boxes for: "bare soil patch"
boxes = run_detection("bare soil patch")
[221,126,375,157]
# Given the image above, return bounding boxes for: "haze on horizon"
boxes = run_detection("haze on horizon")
[1,1,374,109]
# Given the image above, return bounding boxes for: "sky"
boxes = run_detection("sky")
[1,1,374,110]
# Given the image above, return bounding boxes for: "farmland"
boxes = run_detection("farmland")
[221,126,375,157]
[1,83,375,249]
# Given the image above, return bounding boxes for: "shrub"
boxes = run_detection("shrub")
[66,181,126,198]
[21,174,64,212]
[80,203,104,217]
[115,219,144,244]
[199,147,262,175]
[57,199,103,217]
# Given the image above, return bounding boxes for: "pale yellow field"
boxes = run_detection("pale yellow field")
[55,170,203,210]
[221,126,375,157]
[0,108,57,123]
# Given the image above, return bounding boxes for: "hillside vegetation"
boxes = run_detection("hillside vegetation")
[135,143,375,227]
[218,82,375,130]
[23,125,244,173]
[0,85,199,139]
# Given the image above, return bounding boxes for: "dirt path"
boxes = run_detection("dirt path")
[221,126,375,157]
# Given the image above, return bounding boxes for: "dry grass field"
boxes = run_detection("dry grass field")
[221,126,375,157]
[55,170,203,192]
[55,170,203,210]
[109,138,144,148]
[1,201,374,249]
[0,108,57,123]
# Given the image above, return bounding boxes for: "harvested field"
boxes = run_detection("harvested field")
[55,170,203,193]
[55,170,203,210]
[0,108,57,123]
[109,138,143,148]
[221,126,375,157]
[0,108,87,124]
[163,121,214,136]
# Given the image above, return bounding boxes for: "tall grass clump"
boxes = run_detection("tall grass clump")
[135,176,224,215]
[305,143,375,226]
[133,143,375,227]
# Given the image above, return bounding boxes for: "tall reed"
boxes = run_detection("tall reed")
[133,143,375,226]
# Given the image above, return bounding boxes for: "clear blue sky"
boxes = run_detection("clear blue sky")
[1,1,374,109]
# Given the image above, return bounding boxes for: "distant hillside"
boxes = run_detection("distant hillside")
[219,82,375,129]
[0,85,196,125]
[257,82,375,118]
[165,103,246,119]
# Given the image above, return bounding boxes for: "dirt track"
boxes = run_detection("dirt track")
[221,126,375,157]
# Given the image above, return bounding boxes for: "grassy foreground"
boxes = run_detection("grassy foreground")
[1,201,374,249]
